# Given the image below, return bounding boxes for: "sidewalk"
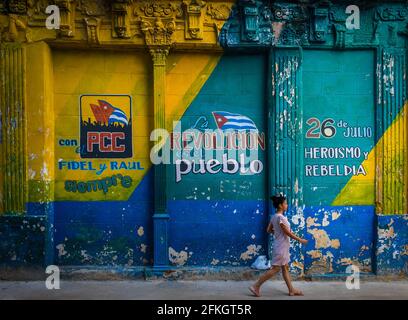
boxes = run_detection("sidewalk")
[1,280,407,300]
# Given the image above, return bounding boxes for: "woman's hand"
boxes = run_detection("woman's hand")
[299,238,308,245]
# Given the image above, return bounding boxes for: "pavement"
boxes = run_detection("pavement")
[1,280,408,300]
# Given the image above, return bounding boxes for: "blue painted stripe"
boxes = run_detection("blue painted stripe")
[112,109,127,117]
[223,118,255,124]
[109,116,128,125]
[222,124,257,130]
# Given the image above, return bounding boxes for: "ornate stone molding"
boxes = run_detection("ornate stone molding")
[0,13,30,42]
[398,22,408,37]
[135,1,181,46]
[220,1,408,49]
[135,1,182,19]
[206,2,230,20]
[375,6,408,21]
[26,0,49,26]
[373,5,408,45]
[77,0,109,16]
[3,1,236,48]
[310,4,330,43]
[270,3,308,46]
[183,0,206,40]
[2,0,28,14]
[205,3,231,37]
[111,0,133,39]
[84,16,100,45]
[55,0,76,38]
[140,17,176,47]
[7,1,406,49]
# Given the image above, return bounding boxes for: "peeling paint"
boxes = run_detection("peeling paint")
[306,217,320,228]
[379,229,396,241]
[307,228,340,250]
[1,8,406,277]
[331,239,340,249]
[292,261,304,272]
[307,250,322,259]
[56,244,67,257]
[291,212,305,228]
[28,169,36,179]
[169,247,190,266]
[239,244,262,261]
[80,250,91,262]
[137,226,144,237]
[331,211,341,221]
[339,258,353,265]
[322,212,330,227]
[40,163,49,179]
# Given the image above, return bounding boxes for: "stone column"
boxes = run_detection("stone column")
[0,44,27,214]
[150,47,171,272]
[140,11,177,273]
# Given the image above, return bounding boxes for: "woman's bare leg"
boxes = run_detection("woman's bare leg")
[249,266,281,297]
[281,265,303,296]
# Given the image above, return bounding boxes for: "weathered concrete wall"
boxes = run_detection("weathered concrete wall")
[0,0,407,277]
[0,216,46,266]
[167,54,268,267]
[376,215,408,275]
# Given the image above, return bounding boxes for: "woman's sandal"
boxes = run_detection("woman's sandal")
[249,286,261,297]
[289,289,304,296]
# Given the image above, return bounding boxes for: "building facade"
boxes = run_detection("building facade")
[0,0,407,276]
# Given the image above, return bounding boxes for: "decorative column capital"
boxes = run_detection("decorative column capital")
[149,47,170,66]
[136,1,180,48]
[140,16,176,47]
[0,13,29,43]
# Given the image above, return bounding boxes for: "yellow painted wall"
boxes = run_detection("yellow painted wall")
[47,48,222,202]
[333,101,408,213]
[26,42,55,204]
[52,49,153,201]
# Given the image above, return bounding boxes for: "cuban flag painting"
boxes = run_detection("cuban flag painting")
[212,111,258,131]
[90,100,129,126]
[81,95,132,158]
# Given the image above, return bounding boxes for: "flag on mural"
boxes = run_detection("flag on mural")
[80,95,132,159]
[90,100,129,126]
[212,111,258,131]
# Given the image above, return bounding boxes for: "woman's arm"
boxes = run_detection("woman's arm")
[280,223,308,244]
[266,221,274,234]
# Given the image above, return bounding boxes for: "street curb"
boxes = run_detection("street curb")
[1,265,407,282]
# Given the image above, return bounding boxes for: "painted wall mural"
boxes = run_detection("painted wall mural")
[80,95,133,159]
[50,49,225,266]
[303,50,375,206]
[53,51,150,202]
[171,111,265,183]
[167,54,268,267]
[300,50,377,273]
[0,0,407,276]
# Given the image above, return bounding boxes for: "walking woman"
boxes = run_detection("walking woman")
[249,194,308,297]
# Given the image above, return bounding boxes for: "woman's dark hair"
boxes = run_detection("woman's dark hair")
[270,194,286,209]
